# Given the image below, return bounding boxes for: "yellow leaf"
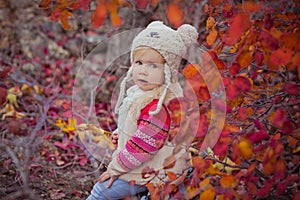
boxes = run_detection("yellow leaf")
[62,118,76,132]
[7,87,22,108]
[199,177,211,189]
[238,139,253,160]
[206,16,216,30]
[33,85,43,94]
[186,186,201,199]
[200,188,216,200]
[293,146,300,153]
[55,119,67,128]
[0,104,25,120]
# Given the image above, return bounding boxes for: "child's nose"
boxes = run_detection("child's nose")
[139,64,148,75]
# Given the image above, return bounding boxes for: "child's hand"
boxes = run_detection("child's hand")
[98,170,116,188]
[111,134,118,148]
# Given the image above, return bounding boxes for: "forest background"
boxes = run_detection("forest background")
[0,0,299,199]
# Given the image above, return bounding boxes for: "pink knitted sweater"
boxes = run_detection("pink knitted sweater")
[113,99,170,173]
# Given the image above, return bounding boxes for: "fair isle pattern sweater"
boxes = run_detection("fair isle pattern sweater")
[116,99,170,172]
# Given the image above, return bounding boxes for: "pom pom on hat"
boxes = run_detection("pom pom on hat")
[177,24,198,46]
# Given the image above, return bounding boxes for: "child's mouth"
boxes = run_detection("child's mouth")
[138,79,148,84]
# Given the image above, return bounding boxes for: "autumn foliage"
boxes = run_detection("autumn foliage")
[1,0,299,199]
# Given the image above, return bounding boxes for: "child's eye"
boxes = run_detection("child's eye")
[149,64,158,68]
[135,61,143,65]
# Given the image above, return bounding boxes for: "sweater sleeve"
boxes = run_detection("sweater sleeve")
[108,99,171,176]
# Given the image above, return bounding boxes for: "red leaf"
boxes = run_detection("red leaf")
[263,14,273,30]
[248,130,269,143]
[223,77,231,86]
[135,0,149,9]
[221,12,251,45]
[0,87,7,106]
[276,181,287,196]
[237,107,247,121]
[91,4,107,28]
[282,120,294,135]
[198,87,210,101]
[194,114,208,138]
[283,83,299,95]
[233,76,251,92]
[226,84,240,99]
[167,4,183,28]
[256,180,273,197]
[77,0,90,11]
[254,50,264,67]
[259,31,279,51]
[0,66,11,79]
[229,63,240,76]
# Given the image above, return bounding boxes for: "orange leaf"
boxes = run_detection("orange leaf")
[238,139,253,160]
[279,32,299,50]
[200,188,216,200]
[270,48,293,66]
[110,11,123,27]
[167,4,183,28]
[241,1,263,12]
[191,156,208,171]
[270,109,286,129]
[183,64,200,79]
[237,49,253,68]
[288,52,300,70]
[220,175,237,188]
[60,10,73,30]
[39,0,51,9]
[274,159,286,179]
[91,3,107,28]
[206,28,218,46]
[221,12,251,45]
[107,2,123,27]
[166,171,177,181]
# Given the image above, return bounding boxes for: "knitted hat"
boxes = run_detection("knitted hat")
[115,21,198,115]
[131,21,198,82]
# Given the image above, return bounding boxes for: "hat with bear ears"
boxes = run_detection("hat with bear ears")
[115,21,198,115]
[130,21,198,82]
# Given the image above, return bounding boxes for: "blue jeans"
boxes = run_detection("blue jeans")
[86,178,147,200]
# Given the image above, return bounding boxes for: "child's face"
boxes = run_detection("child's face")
[132,48,165,91]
